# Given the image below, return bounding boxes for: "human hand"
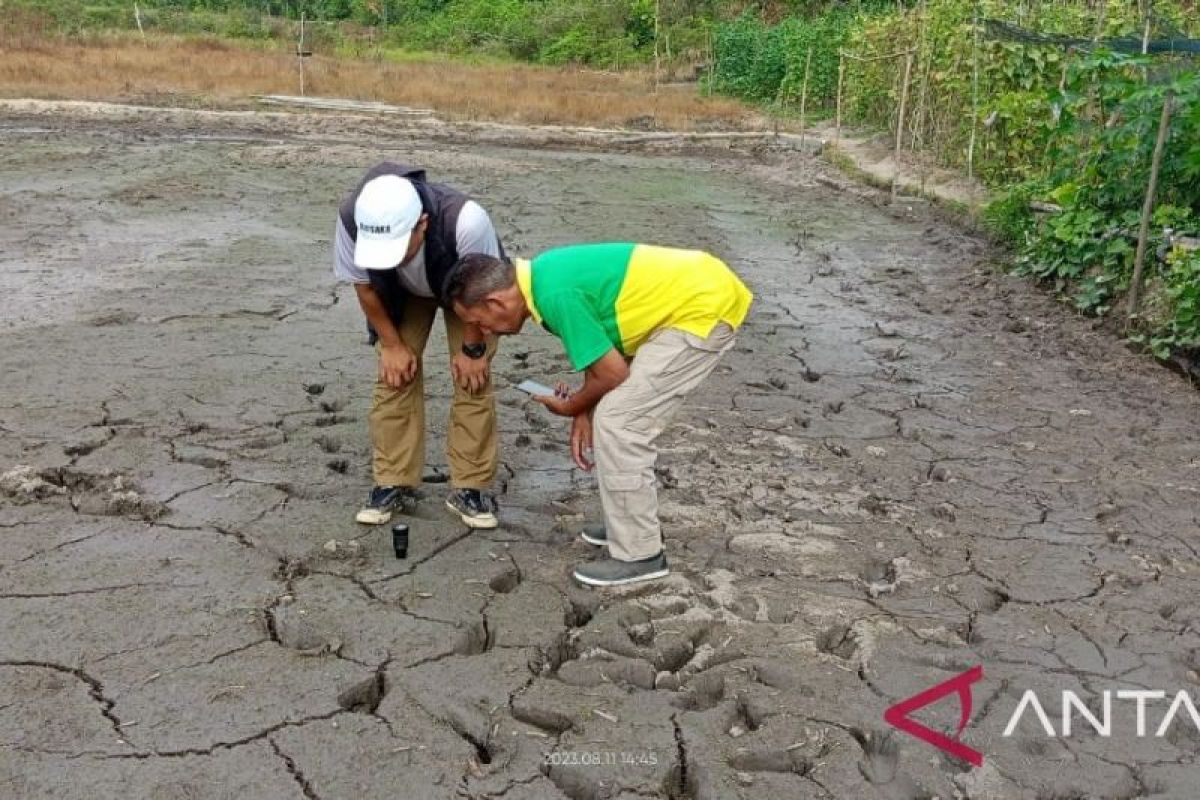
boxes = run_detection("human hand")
[570,413,594,471]
[450,352,490,394]
[379,343,417,389]
[533,393,574,417]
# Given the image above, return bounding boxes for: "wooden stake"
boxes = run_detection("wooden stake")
[1141,2,1151,55]
[653,0,661,95]
[967,0,980,181]
[892,52,913,201]
[298,12,306,97]
[1093,0,1108,42]
[799,46,813,148]
[835,51,845,144]
[1127,90,1173,324]
[134,2,146,44]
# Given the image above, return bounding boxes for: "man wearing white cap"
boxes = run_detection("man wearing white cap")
[333,162,503,529]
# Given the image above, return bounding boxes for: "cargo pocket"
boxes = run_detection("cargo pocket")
[603,473,643,493]
[601,472,655,525]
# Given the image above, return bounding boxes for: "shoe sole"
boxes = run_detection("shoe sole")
[573,567,670,587]
[355,508,393,525]
[445,500,500,530]
[579,532,606,546]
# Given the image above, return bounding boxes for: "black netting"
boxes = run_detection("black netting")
[983,18,1200,55]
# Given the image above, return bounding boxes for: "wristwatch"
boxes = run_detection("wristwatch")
[461,342,487,359]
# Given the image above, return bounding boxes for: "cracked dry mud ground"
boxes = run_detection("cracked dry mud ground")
[1,106,1199,800]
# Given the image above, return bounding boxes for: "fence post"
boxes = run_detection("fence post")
[799,46,813,148]
[653,0,661,95]
[892,51,913,200]
[297,12,308,96]
[835,51,845,144]
[134,2,146,44]
[967,0,980,181]
[1127,90,1174,324]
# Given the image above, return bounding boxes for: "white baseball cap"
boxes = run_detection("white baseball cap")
[353,175,423,271]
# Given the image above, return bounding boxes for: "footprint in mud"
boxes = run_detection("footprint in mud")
[558,656,657,691]
[454,619,494,656]
[313,414,353,428]
[337,672,386,714]
[860,558,899,598]
[815,624,859,661]
[672,671,725,711]
[313,434,341,453]
[728,747,812,775]
[855,729,899,784]
[487,564,521,594]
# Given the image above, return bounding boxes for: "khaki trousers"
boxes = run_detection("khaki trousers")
[370,295,498,490]
[593,323,737,561]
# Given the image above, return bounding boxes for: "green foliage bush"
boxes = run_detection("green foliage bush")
[709,0,1200,361]
[1004,54,1200,352]
[10,0,699,68]
[710,5,887,109]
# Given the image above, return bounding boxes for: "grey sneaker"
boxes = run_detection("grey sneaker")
[579,524,607,546]
[573,552,669,587]
[446,489,499,530]
[355,485,418,525]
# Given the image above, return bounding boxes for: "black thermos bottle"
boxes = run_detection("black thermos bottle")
[392,524,409,559]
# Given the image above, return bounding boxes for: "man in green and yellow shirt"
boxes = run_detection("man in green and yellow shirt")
[447,243,753,587]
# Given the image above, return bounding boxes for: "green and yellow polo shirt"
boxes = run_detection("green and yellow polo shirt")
[515,243,754,371]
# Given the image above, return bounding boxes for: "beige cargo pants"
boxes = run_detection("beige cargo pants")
[593,323,737,561]
[370,295,498,490]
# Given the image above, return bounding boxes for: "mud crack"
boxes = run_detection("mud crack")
[0,660,128,744]
[269,738,322,800]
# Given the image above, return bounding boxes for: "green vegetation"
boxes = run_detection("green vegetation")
[708,0,1200,362]
[707,6,889,107]
[1003,54,1200,357]
[8,0,1200,361]
[7,0,716,68]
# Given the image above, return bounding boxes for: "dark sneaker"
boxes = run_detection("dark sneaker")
[446,489,499,530]
[355,485,417,525]
[579,524,607,546]
[573,552,669,587]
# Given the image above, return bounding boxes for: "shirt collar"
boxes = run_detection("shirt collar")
[515,258,542,326]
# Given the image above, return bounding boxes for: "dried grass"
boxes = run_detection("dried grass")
[0,33,762,130]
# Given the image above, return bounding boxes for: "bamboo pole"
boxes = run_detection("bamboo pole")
[911,0,928,152]
[835,51,845,144]
[653,0,661,95]
[298,12,306,97]
[134,2,146,44]
[893,51,913,201]
[842,49,910,62]
[799,46,813,148]
[967,0,980,181]
[1141,1,1151,55]
[1093,0,1108,42]
[1127,90,1174,324]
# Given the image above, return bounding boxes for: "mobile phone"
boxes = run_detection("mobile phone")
[516,379,555,397]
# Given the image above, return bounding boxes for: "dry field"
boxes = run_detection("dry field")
[0,31,763,130]
[3,103,1200,797]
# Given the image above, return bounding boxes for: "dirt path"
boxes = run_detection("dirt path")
[1,102,1198,800]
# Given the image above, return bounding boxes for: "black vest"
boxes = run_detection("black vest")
[338,162,501,338]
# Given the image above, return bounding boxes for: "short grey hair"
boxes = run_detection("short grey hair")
[446,254,515,307]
